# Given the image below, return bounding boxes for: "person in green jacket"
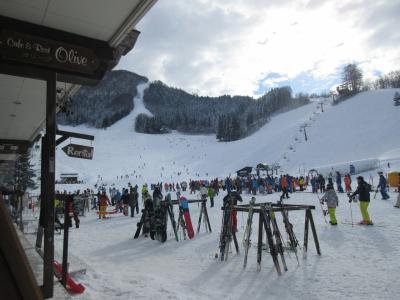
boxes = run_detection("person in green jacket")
[208,186,216,208]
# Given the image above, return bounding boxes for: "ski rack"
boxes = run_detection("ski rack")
[134,199,212,242]
[169,199,212,239]
[221,202,321,275]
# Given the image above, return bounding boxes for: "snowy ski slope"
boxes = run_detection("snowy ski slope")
[55,87,400,187]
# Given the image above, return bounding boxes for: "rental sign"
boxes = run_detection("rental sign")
[62,144,94,160]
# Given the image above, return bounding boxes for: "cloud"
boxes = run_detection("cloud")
[117,0,400,96]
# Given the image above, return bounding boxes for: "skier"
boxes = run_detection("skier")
[336,172,344,193]
[377,172,390,200]
[129,186,139,217]
[66,195,80,228]
[344,174,352,193]
[141,184,149,204]
[222,190,243,232]
[98,191,111,219]
[349,176,373,225]
[318,174,326,193]
[299,176,305,191]
[321,183,339,225]
[208,186,216,208]
[281,175,289,199]
[121,189,130,216]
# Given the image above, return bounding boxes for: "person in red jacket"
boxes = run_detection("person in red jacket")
[344,174,352,193]
[98,191,111,219]
[66,194,80,228]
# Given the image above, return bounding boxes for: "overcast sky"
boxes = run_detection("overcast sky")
[117,0,400,97]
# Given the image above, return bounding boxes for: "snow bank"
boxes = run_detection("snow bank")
[309,158,379,176]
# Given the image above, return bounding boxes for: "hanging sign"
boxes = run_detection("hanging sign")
[62,144,94,160]
[0,29,99,74]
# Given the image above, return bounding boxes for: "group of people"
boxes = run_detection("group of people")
[53,168,397,231]
[320,171,397,226]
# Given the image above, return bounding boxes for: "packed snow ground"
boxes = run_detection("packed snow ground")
[55,184,400,300]
[42,88,400,299]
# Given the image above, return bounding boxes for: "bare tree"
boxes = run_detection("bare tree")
[342,64,363,92]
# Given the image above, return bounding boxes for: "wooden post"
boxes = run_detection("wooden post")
[303,210,309,259]
[196,201,204,234]
[42,72,57,298]
[61,197,69,287]
[307,209,321,255]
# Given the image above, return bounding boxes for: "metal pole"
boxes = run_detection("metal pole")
[62,196,69,286]
[42,72,57,299]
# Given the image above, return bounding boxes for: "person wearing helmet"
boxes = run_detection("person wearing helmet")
[350,176,373,225]
[321,183,339,225]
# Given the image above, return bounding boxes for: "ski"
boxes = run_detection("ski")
[278,199,300,266]
[267,203,288,272]
[219,200,233,261]
[260,204,282,275]
[243,196,256,269]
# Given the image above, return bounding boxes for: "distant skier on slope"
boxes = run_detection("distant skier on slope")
[349,176,373,225]
[321,183,339,225]
[377,172,390,200]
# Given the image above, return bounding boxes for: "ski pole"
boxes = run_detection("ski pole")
[349,202,354,227]
[373,189,378,200]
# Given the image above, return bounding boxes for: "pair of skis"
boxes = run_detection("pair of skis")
[242,197,256,268]
[219,199,239,261]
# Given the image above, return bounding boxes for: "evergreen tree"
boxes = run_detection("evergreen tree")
[14,149,37,192]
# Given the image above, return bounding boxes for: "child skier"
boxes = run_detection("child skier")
[321,183,339,225]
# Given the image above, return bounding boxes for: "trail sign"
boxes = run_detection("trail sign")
[62,144,93,160]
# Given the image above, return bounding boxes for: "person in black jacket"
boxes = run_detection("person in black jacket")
[121,189,130,216]
[349,176,373,225]
[223,190,243,232]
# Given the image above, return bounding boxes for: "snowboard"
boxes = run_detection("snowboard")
[53,260,85,294]
[179,197,194,239]
[151,200,168,242]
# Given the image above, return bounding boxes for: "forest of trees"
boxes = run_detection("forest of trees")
[58,70,311,141]
[371,70,400,89]
[140,81,310,141]
[58,70,148,128]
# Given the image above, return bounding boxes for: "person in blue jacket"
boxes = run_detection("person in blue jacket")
[377,172,390,200]
[336,171,344,193]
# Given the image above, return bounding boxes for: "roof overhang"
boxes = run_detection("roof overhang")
[0,0,158,143]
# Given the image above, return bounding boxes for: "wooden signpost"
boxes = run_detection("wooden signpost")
[62,143,94,160]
